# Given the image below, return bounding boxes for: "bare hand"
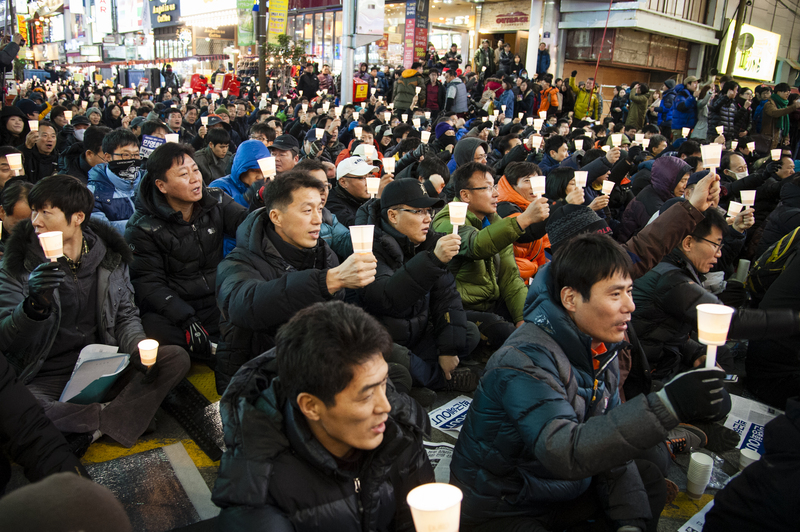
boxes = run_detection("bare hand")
[714,134,725,145]
[566,187,585,205]
[439,355,459,380]
[429,174,445,193]
[689,172,720,212]
[588,195,610,211]
[433,233,461,264]
[732,207,755,232]
[198,125,208,138]
[377,173,393,197]
[326,252,377,293]
[605,146,621,165]
[12,33,22,45]
[25,131,38,149]
[517,196,550,229]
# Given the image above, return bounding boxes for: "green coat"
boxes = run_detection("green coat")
[625,93,649,130]
[432,204,527,322]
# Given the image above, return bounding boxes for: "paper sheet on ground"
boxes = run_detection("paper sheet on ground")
[723,394,782,454]
[429,395,472,438]
[678,500,714,532]
[59,344,129,403]
[424,442,454,483]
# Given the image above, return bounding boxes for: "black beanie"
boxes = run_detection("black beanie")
[547,204,611,253]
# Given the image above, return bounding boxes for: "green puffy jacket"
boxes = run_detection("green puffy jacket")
[432,203,527,322]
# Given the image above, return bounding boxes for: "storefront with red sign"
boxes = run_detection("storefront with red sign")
[477,0,531,67]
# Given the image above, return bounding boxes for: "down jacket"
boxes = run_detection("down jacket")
[0,219,145,383]
[707,95,737,140]
[632,248,800,379]
[87,162,141,234]
[756,182,800,258]
[355,199,470,359]
[431,203,527,323]
[496,176,549,282]
[392,69,426,111]
[449,264,679,527]
[212,350,435,532]
[125,174,248,329]
[215,209,341,394]
[671,84,697,130]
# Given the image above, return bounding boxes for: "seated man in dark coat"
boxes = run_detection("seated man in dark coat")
[212,301,434,531]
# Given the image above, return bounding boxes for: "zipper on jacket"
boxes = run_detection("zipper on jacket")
[353,477,364,516]
[192,223,211,291]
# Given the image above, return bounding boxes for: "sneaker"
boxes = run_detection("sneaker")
[666,423,708,456]
[65,432,94,459]
[408,387,437,408]
[445,367,479,393]
[690,421,741,453]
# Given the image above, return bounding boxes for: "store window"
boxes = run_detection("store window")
[314,12,323,60]
[323,12,333,68]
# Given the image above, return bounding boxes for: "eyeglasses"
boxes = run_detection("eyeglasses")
[397,208,433,217]
[250,135,267,142]
[110,152,141,160]
[465,184,498,192]
[697,236,724,252]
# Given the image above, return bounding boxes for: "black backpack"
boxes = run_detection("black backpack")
[746,226,800,299]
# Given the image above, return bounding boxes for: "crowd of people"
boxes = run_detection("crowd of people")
[0,37,798,532]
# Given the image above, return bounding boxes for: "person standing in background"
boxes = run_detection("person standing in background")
[536,43,550,79]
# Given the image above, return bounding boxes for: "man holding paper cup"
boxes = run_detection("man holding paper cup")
[0,175,190,452]
[451,233,731,531]
[327,157,380,228]
[213,301,434,530]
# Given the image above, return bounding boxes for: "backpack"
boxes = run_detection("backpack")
[752,99,768,133]
[746,226,800,299]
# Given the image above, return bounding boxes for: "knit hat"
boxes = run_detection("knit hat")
[664,79,676,90]
[435,122,454,139]
[85,107,102,120]
[546,205,611,253]
[687,169,710,187]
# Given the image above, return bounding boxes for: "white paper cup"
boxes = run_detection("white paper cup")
[739,448,760,470]
[350,225,374,254]
[574,171,588,188]
[221,90,228,98]
[354,126,363,139]
[138,339,159,367]
[201,116,209,126]
[602,145,611,152]
[642,138,650,149]
[746,142,755,152]
[424,111,431,119]
[38,231,63,261]
[771,149,782,161]
[421,131,431,144]
[526,117,533,126]
[123,106,131,116]
[352,111,360,120]
[415,86,421,94]
[363,145,375,160]
[531,176,546,196]
[727,201,744,217]
[682,127,690,137]
[401,114,408,123]
[635,133,645,144]
[271,104,279,114]
[383,157,395,174]
[315,128,324,140]
[530,136,543,150]
[413,118,421,128]
[700,144,723,169]
[449,202,469,226]
[686,452,714,499]
[165,133,179,143]
[602,181,615,195]
[5,153,22,170]
[611,133,623,146]
[64,111,73,122]
[407,483,462,532]
[258,157,276,178]
[740,190,756,207]
[716,125,724,134]
[29,121,39,132]
[501,105,506,113]
[492,110,499,118]
[533,118,544,130]
[696,303,734,346]
[366,177,380,196]
[384,112,392,122]
[519,112,524,119]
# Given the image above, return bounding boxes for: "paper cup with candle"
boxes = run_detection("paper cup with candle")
[384,112,392,122]
[354,126,363,139]
[201,116,209,126]
[6,153,22,172]
[611,133,623,146]
[530,136,543,150]
[165,133,179,143]
[635,133,644,144]
[64,111,73,122]
[352,111,359,120]
[740,190,756,207]
[601,145,611,153]
[123,105,131,116]
[424,111,431,119]
[574,171,588,189]
[258,157,276,178]
[716,125,724,135]
[700,144,723,170]
[771,149,782,161]
[38,231,63,262]
[601,181,615,195]
[407,483,463,532]
[531,176,546,196]
[315,128,324,140]
[138,339,159,367]
[642,138,650,149]
[538,111,547,120]
[746,141,755,152]
[448,202,468,235]
[533,119,543,131]
[696,303,734,368]
[401,113,408,123]
[366,177,380,197]
[29,121,39,132]
[501,105,506,113]
[350,225,374,254]
[492,110,499,118]
[682,127,690,137]
[383,157,395,174]
[726,201,744,218]
[413,118,421,128]
[421,131,431,144]
[526,117,533,126]
[271,104,279,114]
[415,86,421,94]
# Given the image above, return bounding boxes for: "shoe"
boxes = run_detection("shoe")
[666,423,708,456]
[408,387,437,408]
[665,479,679,505]
[690,421,741,453]
[445,367,479,393]
[458,357,480,367]
[65,432,94,459]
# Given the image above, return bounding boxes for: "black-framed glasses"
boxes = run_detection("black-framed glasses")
[697,236,724,252]
[110,152,141,160]
[465,184,498,192]
[397,208,433,217]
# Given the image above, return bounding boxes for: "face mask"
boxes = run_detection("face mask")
[727,169,747,180]
[74,128,85,142]
[108,159,141,182]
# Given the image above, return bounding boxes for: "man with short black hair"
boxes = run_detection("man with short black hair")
[59,124,109,184]
[539,135,570,176]
[18,121,58,183]
[214,173,377,393]
[87,128,142,233]
[125,143,248,363]
[165,107,194,144]
[248,122,275,148]
[195,128,233,185]
[295,158,352,259]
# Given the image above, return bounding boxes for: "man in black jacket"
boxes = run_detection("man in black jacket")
[632,208,800,379]
[125,142,248,363]
[357,179,480,392]
[327,156,376,227]
[214,172,377,394]
[18,121,58,184]
[212,300,434,531]
[59,125,109,185]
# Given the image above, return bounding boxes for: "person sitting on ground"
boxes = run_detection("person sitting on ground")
[450,233,732,532]
[87,129,143,234]
[0,175,190,455]
[212,301,434,530]
[59,124,109,185]
[18,121,58,184]
[125,143,248,364]
[327,156,378,227]
[195,128,233,185]
[214,173,377,394]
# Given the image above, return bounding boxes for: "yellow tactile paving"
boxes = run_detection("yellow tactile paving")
[186,363,222,404]
[82,438,220,469]
[661,492,714,519]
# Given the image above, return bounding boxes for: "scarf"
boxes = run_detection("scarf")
[771,93,790,137]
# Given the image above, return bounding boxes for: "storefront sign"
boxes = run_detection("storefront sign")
[181,0,235,17]
[479,0,530,33]
[236,0,254,47]
[151,0,180,27]
[196,26,234,40]
[116,0,143,33]
[718,22,780,81]
[95,0,113,35]
[403,0,429,69]
[267,0,289,45]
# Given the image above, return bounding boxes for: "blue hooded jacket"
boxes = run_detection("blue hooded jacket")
[671,84,698,130]
[210,139,271,255]
[87,163,141,234]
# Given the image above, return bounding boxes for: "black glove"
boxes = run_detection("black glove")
[244,179,266,211]
[27,262,66,313]
[765,160,782,176]
[183,317,211,357]
[718,280,748,308]
[662,368,730,422]
[571,70,578,78]
[130,350,160,385]
[62,124,74,137]
[627,145,643,163]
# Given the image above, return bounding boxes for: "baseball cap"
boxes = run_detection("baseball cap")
[271,134,300,154]
[337,156,378,179]
[380,178,445,210]
[684,76,698,84]
[130,116,146,128]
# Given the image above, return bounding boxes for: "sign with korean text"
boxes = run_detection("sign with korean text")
[140,135,166,158]
[718,22,780,81]
[267,0,289,45]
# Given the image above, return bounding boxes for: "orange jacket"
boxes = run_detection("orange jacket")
[497,176,550,282]
[538,86,559,114]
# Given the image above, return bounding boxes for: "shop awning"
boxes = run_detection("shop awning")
[181,11,238,28]
[69,54,229,67]
[779,57,800,71]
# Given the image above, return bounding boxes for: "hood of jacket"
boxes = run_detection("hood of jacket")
[497,175,530,210]
[650,156,690,202]
[0,105,31,142]
[231,139,271,183]
[402,69,419,78]
[453,137,489,167]
[88,162,140,195]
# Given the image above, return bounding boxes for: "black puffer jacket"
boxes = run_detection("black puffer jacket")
[326,184,367,228]
[58,141,92,184]
[707,95,737,140]
[215,208,341,394]
[631,248,799,379]
[125,175,248,327]
[756,182,800,258]
[212,350,435,532]
[17,143,58,184]
[355,199,469,358]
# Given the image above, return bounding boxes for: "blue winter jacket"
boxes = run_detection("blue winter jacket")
[656,88,677,126]
[671,84,698,130]
[497,89,516,119]
[538,152,562,176]
[87,163,140,234]
[210,139,271,255]
[449,264,678,526]
[536,49,550,76]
